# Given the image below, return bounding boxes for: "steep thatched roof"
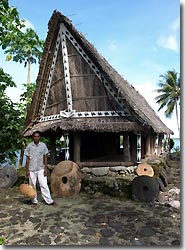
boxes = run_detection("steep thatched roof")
[22,10,172,137]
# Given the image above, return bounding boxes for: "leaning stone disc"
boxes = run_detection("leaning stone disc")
[52,160,78,176]
[51,160,81,197]
[131,176,159,202]
[136,163,154,177]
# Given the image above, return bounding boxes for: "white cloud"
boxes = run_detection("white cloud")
[157,35,178,52]
[133,81,157,108]
[5,86,21,103]
[133,81,180,138]
[21,19,35,32]
[157,17,179,52]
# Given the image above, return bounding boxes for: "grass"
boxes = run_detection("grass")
[0,236,7,245]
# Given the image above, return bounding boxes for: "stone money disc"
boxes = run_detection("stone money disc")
[136,163,154,177]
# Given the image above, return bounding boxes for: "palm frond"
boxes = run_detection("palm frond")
[155,69,180,121]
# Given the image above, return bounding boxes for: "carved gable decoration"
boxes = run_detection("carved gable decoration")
[23,11,172,137]
[39,23,131,123]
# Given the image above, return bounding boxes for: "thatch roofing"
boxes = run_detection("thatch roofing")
[22,10,172,137]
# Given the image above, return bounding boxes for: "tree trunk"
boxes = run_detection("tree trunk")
[19,58,31,168]
[27,59,31,84]
[18,140,26,168]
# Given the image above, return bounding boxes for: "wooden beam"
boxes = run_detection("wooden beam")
[46,99,67,108]
[74,132,81,162]
[73,95,107,101]
[50,76,65,86]
[70,73,96,77]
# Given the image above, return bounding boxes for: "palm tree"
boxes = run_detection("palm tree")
[155,69,180,136]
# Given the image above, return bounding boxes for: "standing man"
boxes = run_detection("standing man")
[25,131,55,206]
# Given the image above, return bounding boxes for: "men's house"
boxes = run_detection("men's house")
[22,10,173,167]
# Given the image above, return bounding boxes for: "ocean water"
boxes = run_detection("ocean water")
[171,137,180,152]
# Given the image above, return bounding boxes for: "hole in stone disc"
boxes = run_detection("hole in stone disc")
[143,186,148,191]
[62,176,67,184]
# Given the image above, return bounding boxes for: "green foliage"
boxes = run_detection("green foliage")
[169,138,175,150]
[0,90,20,161]
[0,68,24,163]
[0,67,16,91]
[155,69,180,136]
[18,82,36,118]
[0,0,25,49]
[163,138,174,151]
[0,0,44,80]
[173,146,180,153]
[0,1,44,165]
[155,69,180,117]
[5,28,44,66]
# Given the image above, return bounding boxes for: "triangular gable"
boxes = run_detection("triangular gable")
[39,23,131,122]
[23,11,172,136]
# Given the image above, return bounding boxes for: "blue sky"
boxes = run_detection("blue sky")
[1,0,180,137]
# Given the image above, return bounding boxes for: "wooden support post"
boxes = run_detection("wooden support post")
[74,132,81,162]
[150,134,155,155]
[145,133,151,156]
[129,133,137,162]
[157,134,163,155]
[123,132,131,161]
[50,135,56,164]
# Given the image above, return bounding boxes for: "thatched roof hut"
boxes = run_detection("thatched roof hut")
[22,10,172,166]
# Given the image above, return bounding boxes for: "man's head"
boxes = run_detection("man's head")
[32,131,41,144]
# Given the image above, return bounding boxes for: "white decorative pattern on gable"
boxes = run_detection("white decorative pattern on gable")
[39,110,128,122]
[64,26,130,115]
[59,24,73,112]
[39,23,131,122]
[40,33,61,117]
